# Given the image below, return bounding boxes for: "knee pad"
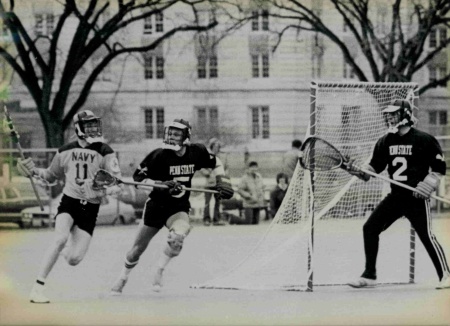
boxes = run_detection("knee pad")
[164,220,192,258]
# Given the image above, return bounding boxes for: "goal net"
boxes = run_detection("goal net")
[192,81,419,291]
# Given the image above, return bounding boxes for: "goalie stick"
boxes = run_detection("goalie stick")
[300,136,450,205]
[3,106,45,211]
[89,169,219,194]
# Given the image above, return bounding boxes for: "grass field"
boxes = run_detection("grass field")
[0,216,449,326]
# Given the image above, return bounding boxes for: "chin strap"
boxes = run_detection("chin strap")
[161,142,183,151]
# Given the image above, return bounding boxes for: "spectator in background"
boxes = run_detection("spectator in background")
[238,161,266,225]
[269,172,289,219]
[283,139,302,180]
[201,138,227,226]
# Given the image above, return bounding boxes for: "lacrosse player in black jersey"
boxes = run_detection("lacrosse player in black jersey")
[110,119,234,294]
[347,99,449,290]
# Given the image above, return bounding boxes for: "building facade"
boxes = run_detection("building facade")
[3,0,449,160]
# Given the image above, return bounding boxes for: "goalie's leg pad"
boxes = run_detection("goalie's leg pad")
[164,218,191,258]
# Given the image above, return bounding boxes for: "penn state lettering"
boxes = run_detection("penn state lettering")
[72,151,96,163]
[169,164,195,175]
[389,145,412,155]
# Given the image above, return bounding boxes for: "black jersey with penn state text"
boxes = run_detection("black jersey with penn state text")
[369,128,446,194]
[133,143,216,205]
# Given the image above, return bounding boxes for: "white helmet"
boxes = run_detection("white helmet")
[162,119,191,151]
[382,99,417,133]
[73,110,104,144]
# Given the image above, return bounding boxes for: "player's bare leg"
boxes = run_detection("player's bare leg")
[30,213,74,303]
[152,212,191,292]
[110,222,159,295]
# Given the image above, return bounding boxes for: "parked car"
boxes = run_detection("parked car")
[0,181,50,228]
[20,194,137,228]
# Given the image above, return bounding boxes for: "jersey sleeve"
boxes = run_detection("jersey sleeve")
[133,151,156,182]
[39,152,64,183]
[368,137,388,174]
[103,152,121,179]
[196,144,216,170]
[428,136,446,175]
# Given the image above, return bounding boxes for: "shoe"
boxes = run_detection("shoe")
[110,277,128,295]
[348,277,377,288]
[203,217,211,226]
[436,273,450,290]
[29,286,50,304]
[152,268,164,292]
[213,220,226,226]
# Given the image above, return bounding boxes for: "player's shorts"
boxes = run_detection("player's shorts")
[56,194,100,236]
[142,199,190,229]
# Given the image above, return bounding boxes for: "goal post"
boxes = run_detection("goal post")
[192,81,419,292]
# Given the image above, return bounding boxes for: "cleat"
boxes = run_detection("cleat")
[213,220,226,226]
[203,217,211,226]
[436,273,450,290]
[29,287,50,304]
[348,277,377,288]
[152,268,164,292]
[110,277,128,295]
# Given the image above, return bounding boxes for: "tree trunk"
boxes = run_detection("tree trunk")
[45,119,66,148]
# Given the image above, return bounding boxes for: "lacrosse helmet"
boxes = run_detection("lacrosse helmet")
[382,99,417,133]
[73,110,104,143]
[162,119,191,151]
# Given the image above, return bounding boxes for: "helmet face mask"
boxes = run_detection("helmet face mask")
[74,110,104,143]
[162,119,191,151]
[382,99,416,134]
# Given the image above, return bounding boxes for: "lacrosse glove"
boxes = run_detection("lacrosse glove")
[17,157,36,177]
[214,175,234,200]
[346,158,371,182]
[155,180,183,196]
[413,173,441,200]
[80,179,106,200]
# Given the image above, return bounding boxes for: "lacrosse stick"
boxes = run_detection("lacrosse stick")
[92,169,219,194]
[4,106,45,211]
[300,136,450,205]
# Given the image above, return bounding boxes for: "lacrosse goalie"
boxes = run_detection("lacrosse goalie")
[17,110,122,303]
[110,118,234,295]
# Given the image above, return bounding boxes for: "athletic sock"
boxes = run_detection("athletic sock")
[120,258,138,279]
[156,253,171,270]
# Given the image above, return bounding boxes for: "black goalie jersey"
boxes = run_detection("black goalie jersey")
[369,128,446,195]
[133,144,216,205]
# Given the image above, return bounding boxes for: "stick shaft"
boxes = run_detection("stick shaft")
[361,168,450,205]
[121,180,218,194]
[4,107,45,211]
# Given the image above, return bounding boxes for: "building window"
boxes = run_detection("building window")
[429,65,448,87]
[251,9,269,31]
[144,12,164,34]
[429,110,448,125]
[195,106,219,139]
[197,55,218,79]
[144,55,164,79]
[144,107,165,139]
[251,106,270,139]
[429,26,447,48]
[251,54,269,78]
[34,13,54,36]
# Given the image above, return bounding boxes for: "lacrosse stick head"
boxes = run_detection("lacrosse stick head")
[93,169,118,190]
[300,137,346,171]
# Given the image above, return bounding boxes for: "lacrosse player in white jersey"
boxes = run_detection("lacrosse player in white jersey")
[17,110,122,303]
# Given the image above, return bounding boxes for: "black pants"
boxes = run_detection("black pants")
[203,192,220,222]
[361,193,449,281]
[244,208,260,225]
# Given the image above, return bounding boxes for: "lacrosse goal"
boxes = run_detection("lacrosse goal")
[192,81,419,291]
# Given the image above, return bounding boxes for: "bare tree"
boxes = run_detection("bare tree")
[262,0,449,94]
[0,0,223,147]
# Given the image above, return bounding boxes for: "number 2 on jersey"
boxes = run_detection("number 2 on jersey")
[392,157,407,181]
[76,163,88,180]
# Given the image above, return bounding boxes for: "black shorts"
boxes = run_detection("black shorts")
[142,199,190,229]
[56,194,100,236]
